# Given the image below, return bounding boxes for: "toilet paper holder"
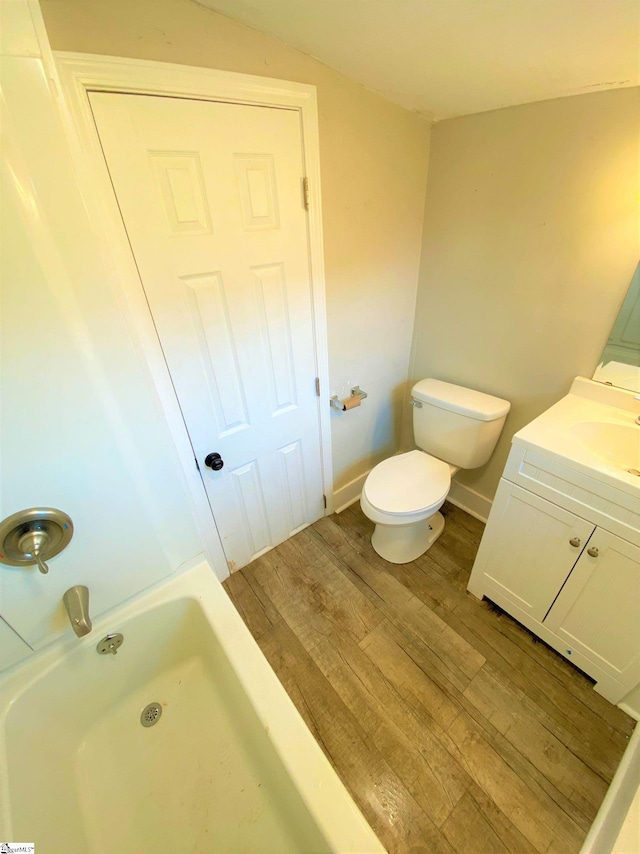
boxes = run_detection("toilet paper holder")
[330,386,368,412]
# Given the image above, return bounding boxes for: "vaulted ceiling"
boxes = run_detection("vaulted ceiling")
[193,0,640,119]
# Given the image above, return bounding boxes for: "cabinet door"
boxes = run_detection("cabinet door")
[544,529,640,685]
[474,481,595,621]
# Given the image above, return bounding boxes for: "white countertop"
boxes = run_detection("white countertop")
[512,377,640,498]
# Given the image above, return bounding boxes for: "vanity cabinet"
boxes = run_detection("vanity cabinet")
[471,481,596,621]
[544,529,640,684]
[468,445,640,706]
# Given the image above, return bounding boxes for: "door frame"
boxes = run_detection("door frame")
[53,52,334,579]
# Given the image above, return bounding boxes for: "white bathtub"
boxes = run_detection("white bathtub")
[0,558,384,853]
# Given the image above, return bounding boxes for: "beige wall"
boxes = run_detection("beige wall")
[406,88,640,502]
[41,0,431,494]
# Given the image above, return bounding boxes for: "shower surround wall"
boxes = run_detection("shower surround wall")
[1,0,204,665]
[40,0,432,501]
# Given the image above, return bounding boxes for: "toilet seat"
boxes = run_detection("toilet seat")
[363,450,450,518]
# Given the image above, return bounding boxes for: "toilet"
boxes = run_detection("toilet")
[361,378,510,564]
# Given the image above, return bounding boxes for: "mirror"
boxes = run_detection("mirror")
[593,262,640,393]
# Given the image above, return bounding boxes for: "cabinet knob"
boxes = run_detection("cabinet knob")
[569,537,581,547]
[587,547,599,558]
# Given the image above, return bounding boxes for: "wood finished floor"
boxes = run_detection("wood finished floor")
[223,502,635,853]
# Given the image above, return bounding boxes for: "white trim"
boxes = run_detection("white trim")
[55,52,323,109]
[25,0,54,62]
[447,479,492,523]
[333,470,370,514]
[333,468,495,522]
[52,51,334,570]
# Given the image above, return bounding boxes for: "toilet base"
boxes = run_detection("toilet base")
[371,511,446,564]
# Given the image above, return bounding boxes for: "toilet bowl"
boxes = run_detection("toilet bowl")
[360,450,456,563]
[360,378,510,564]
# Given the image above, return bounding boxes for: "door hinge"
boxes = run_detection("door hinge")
[303,177,310,211]
[315,376,321,397]
[323,494,327,509]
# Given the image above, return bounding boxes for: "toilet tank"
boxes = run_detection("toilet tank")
[412,379,511,469]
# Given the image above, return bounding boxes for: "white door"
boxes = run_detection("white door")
[90,93,325,571]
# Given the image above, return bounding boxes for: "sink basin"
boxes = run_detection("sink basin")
[571,421,640,471]
[513,378,640,494]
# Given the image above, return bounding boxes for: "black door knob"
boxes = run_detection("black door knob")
[204,452,224,471]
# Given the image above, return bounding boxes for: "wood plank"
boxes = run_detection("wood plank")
[309,516,486,691]
[284,529,385,639]
[352,507,632,817]
[244,584,457,853]
[440,790,512,854]
[462,782,539,854]
[447,601,633,772]
[441,501,486,542]
[362,613,589,849]
[463,664,609,820]
[311,630,471,827]
[360,619,462,732]
[251,540,380,649]
[308,519,600,837]
[470,598,635,738]
[343,504,633,737]
[446,712,585,852]
[251,549,469,829]
[360,615,595,837]
[333,506,632,776]
[318,516,621,829]
[419,506,481,591]
[409,563,629,780]
[223,567,281,640]
[222,502,634,854]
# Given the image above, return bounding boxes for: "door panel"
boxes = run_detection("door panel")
[90,93,324,570]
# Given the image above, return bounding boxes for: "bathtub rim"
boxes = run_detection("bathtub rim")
[0,556,385,853]
[579,722,640,853]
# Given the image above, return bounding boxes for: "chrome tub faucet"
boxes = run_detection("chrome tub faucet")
[63,585,92,637]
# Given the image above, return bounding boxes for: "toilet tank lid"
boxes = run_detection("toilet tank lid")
[412,379,511,421]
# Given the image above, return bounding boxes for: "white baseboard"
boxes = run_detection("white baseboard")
[333,469,494,522]
[447,479,492,523]
[332,470,370,514]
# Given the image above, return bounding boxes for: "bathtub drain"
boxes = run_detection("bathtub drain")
[140,702,163,727]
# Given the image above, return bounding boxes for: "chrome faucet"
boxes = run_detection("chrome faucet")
[63,585,92,637]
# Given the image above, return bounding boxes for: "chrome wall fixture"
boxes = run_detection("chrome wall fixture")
[0,508,74,573]
[63,584,92,637]
[330,385,368,412]
[96,632,124,655]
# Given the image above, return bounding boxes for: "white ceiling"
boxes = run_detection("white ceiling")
[193,0,639,120]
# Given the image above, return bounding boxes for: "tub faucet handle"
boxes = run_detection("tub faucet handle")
[0,508,73,573]
[17,528,51,573]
